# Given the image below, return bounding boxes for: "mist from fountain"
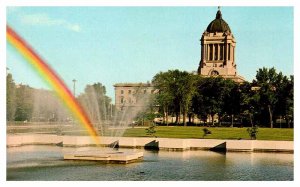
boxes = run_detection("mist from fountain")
[21,81,153,143]
[110,87,151,137]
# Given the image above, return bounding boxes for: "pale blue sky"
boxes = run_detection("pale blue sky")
[6,6,294,102]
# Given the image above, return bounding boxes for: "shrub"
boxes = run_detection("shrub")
[202,128,211,138]
[247,126,259,140]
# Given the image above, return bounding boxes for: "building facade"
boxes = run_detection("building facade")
[114,8,245,110]
[198,8,245,83]
[114,83,157,111]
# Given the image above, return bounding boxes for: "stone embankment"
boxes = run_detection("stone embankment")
[7,134,293,153]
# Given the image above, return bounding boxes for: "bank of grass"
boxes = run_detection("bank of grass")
[122,126,293,141]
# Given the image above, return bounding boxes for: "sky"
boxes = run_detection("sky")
[6,6,294,102]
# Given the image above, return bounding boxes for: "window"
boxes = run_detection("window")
[128,90,131,94]
[120,97,124,104]
[144,89,147,94]
[220,44,223,60]
[214,44,218,60]
[121,90,124,94]
[211,70,219,76]
[209,44,213,61]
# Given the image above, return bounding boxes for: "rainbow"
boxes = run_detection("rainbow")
[7,25,100,145]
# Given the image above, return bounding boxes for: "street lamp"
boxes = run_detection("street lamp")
[72,79,77,126]
[72,79,77,97]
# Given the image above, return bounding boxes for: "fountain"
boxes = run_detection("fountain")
[7,25,144,164]
[64,150,143,164]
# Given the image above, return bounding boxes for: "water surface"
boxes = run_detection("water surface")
[7,145,293,181]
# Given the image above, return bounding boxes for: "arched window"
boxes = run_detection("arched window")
[211,70,219,76]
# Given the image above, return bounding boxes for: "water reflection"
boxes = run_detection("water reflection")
[7,145,293,181]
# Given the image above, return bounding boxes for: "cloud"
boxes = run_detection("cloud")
[66,23,81,32]
[20,13,82,32]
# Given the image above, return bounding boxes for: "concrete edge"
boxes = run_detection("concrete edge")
[7,134,294,153]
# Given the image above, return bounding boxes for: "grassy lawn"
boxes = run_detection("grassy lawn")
[7,125,293,141]
[122,126,294,141]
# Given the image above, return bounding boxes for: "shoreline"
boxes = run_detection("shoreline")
[7,134,294,153]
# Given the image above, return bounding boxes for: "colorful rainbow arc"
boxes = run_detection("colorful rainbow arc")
[6,25,100,145]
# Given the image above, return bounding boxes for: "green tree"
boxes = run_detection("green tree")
[274,75,293,128]
[220,79,240,127]
[6,73,16,121]
[191,76,207,124]
[78,83,112,122]
[239,82,259,127]
[152,70,196,126]
[255,67,285,128]
[14,84,34,121]
[193,77,230,126]
[152,72,174,125]
[176,71,197,126]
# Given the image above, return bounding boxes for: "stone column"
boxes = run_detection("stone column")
[218,44,220,60]
[228,43,231,61]
[201,43,204,62]
[225,42,228,62]
[207,44,209,61]
[204,44,207,61]
[231,45,234,62]
[203,44,206,62]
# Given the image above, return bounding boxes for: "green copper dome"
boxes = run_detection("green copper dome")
[206,10,231,33]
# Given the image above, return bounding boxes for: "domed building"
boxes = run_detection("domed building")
[198,7,245,83]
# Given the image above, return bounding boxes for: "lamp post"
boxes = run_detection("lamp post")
[72,79,77,97]
[72,79,77,126]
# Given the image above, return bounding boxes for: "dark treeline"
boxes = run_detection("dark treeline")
[6,66,293,128]
[152,67,293,128]
[6,73,113,123]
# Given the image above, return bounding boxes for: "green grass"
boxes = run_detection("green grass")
[7,125,293,141]
[122,126,294,141]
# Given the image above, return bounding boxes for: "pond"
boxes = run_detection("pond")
[7,145,293,181]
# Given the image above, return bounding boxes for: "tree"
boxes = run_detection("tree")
[176,71,197,126]
[152,70,196,126]
[6,73,16,121]
[78,83,112,123]
[239,82,259,127]
[255,67,285,128]
[273,75,293,128]
[14,84,34,121]
[152,72,174,125]
[31,89,69,122]
[220,79,240,127]
[192,77,231,126]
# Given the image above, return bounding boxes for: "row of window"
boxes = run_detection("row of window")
[120,89,155,94]
[120,97,137,104]
[206,43,231,61]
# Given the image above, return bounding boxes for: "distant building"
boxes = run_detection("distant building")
[114,7,246,110]
[113,83,158,111]
[198,8,245,83]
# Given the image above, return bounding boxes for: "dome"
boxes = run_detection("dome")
[206,10,231,33]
